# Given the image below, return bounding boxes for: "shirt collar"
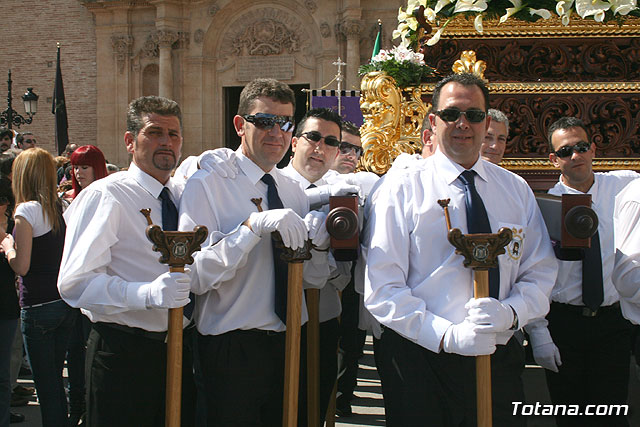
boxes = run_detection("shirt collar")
[282,163,317,188]
[128,161,177,200]
[433,150,488,185]
[235,147,283,187]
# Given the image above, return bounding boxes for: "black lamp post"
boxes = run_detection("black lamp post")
[0,70,38,130]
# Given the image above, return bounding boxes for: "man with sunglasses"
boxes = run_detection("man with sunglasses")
[15,133,36,150]
[364,72,557,426]
[526,116,639,426]
[178,79,331,426]
[331,121,362,174]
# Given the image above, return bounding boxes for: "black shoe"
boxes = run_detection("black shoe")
[10,412,25,423]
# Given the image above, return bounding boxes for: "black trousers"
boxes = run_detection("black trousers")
[298,317,340,426]
[375,327,525,427]
[198,329,285,427]
[545,302,632,427]
[337,278,367,407]
[85,322,196,427]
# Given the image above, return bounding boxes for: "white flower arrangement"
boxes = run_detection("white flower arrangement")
[359,45,436,87]
[394,0,639,48]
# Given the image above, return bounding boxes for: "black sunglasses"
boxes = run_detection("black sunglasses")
[300,131,341,147]
[242,113,295,133]
[554,141,591,158]
[435,108,486,123]
[339,141,363,158]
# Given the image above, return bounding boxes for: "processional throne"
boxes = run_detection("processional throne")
[359,12,640,190]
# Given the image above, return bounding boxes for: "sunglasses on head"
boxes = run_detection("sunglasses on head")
[242,113,295,133]
[300,131,341,148]
[435,108,486,124]
[339,141,363,158]
[554,141,591,158]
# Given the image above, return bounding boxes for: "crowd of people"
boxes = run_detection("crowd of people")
[1,72,640,427]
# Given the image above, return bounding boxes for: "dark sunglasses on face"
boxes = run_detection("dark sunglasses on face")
[300,131,341,148]
[435,108,486,124]
[339,141,363,158]
[554,141,591,158]
[242,113,295,133]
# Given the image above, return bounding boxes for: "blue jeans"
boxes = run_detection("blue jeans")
[21,300,75,427]
[0,318,18,427]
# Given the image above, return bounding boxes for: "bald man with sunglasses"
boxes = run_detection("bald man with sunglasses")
[363,73,557,426]
[525,116,639,426]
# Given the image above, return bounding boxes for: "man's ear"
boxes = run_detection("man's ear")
[549,152,560,167]
[291,136,299,153]
[124,131,135,155]
[233,115,245,137]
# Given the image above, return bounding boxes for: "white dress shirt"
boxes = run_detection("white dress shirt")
[178,150,330,335]
[280,164,351,323]
[547,170,639,306]
[364,150,557,353]
[57,162,184,332]
[613,178,640,324]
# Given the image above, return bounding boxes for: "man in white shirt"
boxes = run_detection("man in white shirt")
[364,72,557,426]
[527,116,638,426]
[178,79,331,426]
[480,108,509,164]
[58,96,195,426]
[279,107,351,424]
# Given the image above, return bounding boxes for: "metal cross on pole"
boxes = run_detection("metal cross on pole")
[332,57,346,115]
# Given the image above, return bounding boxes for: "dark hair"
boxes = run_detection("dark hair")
[547,117,589,151]
[294,108,342,137]
[126,96,182,137]
[237,78,296,116]
[70,145,109,198]
[342,121,360,137]
[0,151,17,178]
[0,176,14,218]
[0,128,12,141]
[431,73,490,112]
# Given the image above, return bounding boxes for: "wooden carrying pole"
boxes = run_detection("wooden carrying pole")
[140,209,208,427]
[283,260,305,427]
[473,269,492,427]
[306,289,321,427]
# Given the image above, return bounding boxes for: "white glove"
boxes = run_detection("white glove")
[532,342,562,372]
[465,297,515,333]
[306,182,360,210]
[247,209,307,250]
[143,271,191,309]
[197,148,238,178]
[304,210,329,250]
[442,320,497,356]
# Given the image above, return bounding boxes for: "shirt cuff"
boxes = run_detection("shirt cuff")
[126,282,150,311]
[416,312,453,353]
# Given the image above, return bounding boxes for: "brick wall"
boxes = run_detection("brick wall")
[1,0,97,157]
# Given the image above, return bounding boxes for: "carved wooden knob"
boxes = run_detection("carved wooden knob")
[326,206,358,240]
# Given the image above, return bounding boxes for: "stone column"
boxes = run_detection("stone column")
[341,19,362,90]
[153,30,179,99]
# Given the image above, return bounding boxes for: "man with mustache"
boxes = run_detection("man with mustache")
[526,116,639,426]
[58,96,196,426]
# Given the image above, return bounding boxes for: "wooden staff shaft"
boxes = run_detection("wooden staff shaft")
[166,265,185,427]
[325,379,337,426]
[474,269,492,427]
[283,262,304,427]
[306,289,320,427]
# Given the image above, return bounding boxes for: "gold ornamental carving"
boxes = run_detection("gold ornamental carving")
[359,71,431,175]
[452,51,486,80]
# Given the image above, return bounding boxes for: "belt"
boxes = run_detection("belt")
[96,321,195,342]
[551,301,620,318]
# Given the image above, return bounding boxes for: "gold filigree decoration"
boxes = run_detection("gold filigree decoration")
[499,158,640,171]
[451,51,486,80]
[359,71,431,175]
[441,15,640,39]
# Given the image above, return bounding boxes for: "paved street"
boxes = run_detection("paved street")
[13,334,640,426]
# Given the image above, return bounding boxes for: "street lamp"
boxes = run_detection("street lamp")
[0,70,38,130]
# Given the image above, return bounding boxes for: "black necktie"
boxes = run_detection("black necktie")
[261,174,288,323]
[159,187,194,319]
[582,230,604,311]
[458,170,500,299]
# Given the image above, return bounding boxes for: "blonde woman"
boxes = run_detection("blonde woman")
[0,148,73,427]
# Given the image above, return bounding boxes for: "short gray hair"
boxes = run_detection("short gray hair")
[487,109,509,135]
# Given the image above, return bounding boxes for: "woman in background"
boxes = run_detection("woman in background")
[62,145,108,202]
[0,148,73,427]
